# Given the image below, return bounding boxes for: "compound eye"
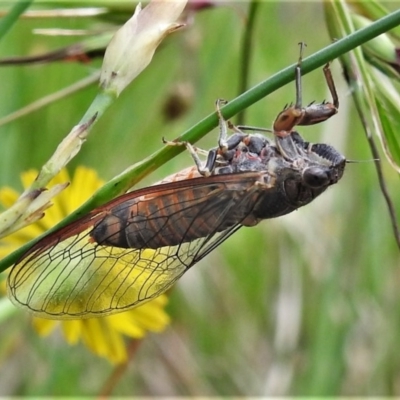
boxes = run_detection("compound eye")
[303,167,330,188]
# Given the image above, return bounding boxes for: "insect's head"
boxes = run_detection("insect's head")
[275,130,346,191]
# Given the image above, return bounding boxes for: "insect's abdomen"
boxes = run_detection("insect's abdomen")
[90,181,248,249]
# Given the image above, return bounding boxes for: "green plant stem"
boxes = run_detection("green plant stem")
[326,0,400,250]
[352,90,400,250]
[0,0,33,41]
[80,90,115,125]
[236,0,259,126]
[0,72,100,128]
[1,9,400,274]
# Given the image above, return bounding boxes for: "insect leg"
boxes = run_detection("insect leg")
[294,60,339,127]
[293,41,338,126]
[323,62,339,109]
[208,100,251,168]
[162,137,209,157]
[162,100,247,177]
[294,42,306,110]
[162,137,215,176]
[216,99,254,153]
[215,98,229,152]
[234,125,273,134]
[273,42,338,136]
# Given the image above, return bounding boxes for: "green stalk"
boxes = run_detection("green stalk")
[236,0,260,126]
[0,0,33,41]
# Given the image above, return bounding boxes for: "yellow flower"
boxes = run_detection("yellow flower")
[0,167,170,364]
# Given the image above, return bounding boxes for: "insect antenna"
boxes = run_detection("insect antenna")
[234,125,273,134]
[346,158,380,164]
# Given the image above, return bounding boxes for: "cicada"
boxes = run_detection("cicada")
[7,56,346,319]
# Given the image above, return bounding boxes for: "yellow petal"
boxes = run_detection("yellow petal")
[81,318,109,357]
[67,167,104,212]
[20,170,39,188]
[32,317,58,336]
[101,324,128,364]
[0,187,19,209]
[61,319,82,345]
[106,312,147,338]
[128,296,171,332]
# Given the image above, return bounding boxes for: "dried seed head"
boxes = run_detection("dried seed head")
[100,0,187,96]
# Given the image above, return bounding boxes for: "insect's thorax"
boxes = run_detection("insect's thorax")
[213,130,345,215]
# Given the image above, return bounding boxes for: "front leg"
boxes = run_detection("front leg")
[273,43,339,137]
[162,100,244,177]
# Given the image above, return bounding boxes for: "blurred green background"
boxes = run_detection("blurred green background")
[0,1,399,396]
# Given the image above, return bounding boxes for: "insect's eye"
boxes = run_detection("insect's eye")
[302,167,330,188]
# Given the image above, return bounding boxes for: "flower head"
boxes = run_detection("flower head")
[0,167,170,364]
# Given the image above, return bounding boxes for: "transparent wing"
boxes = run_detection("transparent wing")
[7,173,266,319]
